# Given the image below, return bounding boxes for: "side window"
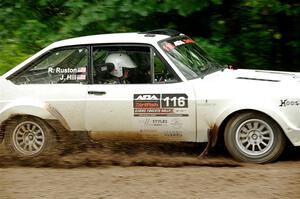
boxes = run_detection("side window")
[10,47,88,84]
[92,45,180,84]
[92,46,151,84]
[153,51,180,83]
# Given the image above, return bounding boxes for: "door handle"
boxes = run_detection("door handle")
[88,91,106,95]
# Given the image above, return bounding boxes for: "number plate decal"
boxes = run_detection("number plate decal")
[133,94,188,117]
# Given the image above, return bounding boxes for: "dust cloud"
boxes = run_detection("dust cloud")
[0,142,240,168]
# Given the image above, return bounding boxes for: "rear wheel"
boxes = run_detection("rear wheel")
[224,112,286,163]
[4,116,57,158]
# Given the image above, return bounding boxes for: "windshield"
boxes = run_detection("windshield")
[159,36,224,80]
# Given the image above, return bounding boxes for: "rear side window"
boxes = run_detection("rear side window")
[10,47,88,84]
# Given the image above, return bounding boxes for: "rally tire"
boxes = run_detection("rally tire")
[224,112,286,163]
[4,116,57,158]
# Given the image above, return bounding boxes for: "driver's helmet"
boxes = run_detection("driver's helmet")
[105,53,137,77]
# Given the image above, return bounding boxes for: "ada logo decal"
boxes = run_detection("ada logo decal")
[135,94,159,101]
[134,94,160,109]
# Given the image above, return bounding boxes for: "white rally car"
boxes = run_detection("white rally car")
[0,29,299,163]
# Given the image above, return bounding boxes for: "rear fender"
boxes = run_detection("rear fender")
[0,99,70,142]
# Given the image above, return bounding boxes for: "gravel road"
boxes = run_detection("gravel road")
[0,143,299,199]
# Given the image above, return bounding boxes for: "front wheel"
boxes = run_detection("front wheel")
[224,112,286,163]
[4,116,57,158]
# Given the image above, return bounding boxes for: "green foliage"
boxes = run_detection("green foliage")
[194,38,236,65]
[0,43,31,74]
[0,0,299,75]
[210,0,300,70]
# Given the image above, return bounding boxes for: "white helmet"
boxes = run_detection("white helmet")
[105,53,137,77]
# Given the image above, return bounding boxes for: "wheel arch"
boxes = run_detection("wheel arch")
[216,109,287,146]
[0,100,70,143]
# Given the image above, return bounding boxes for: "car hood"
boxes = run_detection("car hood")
[206,68,300,84]
[192,69,300,98]
[211,68,300,82]
[230,69,300,82]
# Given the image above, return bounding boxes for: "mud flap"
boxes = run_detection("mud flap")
[198,127,218,158]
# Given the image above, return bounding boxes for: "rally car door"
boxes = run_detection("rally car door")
[85,45,196,142]
[86,83,196,142]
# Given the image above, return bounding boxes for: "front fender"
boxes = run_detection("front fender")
[215,101,300,146]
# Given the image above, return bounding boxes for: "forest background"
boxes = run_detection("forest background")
[0,0,299,74]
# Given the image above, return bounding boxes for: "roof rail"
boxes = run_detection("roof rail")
[139,29,181,37]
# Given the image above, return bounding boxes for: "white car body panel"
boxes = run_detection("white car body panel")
[191,69,300,145]
[1,32,300,148]
[86,83,196,142]
[0,81,86,130]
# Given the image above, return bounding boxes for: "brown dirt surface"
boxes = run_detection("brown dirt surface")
[0,142,300,199]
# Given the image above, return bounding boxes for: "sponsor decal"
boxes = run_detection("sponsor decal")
[133,94,188,117]
[162,39,194,51]
[279,99,300,107]
[162,42,175,51]
[173,39,195,46]
[144,119,168,127]
[174,40,185,46]
[169,118,183,127]
[135,94,159,100]
[135,109,173,113]
[163,130,183,137]
[183,38,194,44]
[134,94,160,109]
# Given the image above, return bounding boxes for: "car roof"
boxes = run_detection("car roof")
[2,32,172,78]
[48,32,171,49]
